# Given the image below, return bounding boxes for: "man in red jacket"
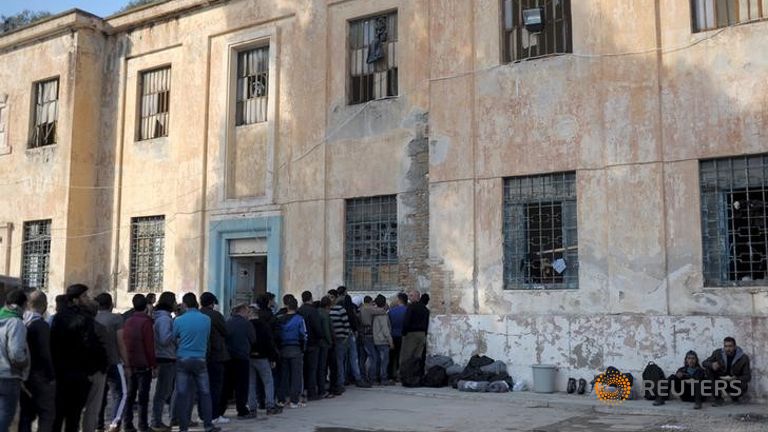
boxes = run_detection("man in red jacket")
[122,294,156,432]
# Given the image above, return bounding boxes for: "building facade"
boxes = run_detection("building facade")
[0,0,766,396]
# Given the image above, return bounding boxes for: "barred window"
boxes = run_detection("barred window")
[22,220,51,290]
[349,12,398,105]
[138,67,171,141]
[700,154,768,286]
[692,0,766,32]
[129,216,165,292]
[502,0,572,62]
[503,172,578,289]
[345,195,398,291]
[30,78,59,148]
[236,46,269,125]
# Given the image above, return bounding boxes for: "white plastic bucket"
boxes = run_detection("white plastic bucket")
[531,364,557,393]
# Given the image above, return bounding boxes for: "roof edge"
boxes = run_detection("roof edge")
[0,9,104,51]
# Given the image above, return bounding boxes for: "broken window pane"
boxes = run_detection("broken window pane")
[138,67,171,140]
[503,0,572,62]
[130,215,165,292]
[236,46,269,125]
[22,219,51,290]
[349,11,398,104]
[345,195,399,291]
[503,172,578,289]
[30,78,58,148]
[701,154,768,286]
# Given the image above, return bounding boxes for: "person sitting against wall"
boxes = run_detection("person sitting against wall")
[702,337,751,406]
[653,350,705,409]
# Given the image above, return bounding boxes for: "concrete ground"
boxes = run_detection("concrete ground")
[210,386,768,432]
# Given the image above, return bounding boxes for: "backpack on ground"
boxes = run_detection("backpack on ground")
[641,361,666,400]
[423,365,448,387]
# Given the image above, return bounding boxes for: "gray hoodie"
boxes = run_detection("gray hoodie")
[0,307,29,380]
[153,309,176,360]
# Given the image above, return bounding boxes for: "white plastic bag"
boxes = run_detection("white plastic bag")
[513,379,528,392]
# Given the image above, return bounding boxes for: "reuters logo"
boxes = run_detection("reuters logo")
[594,370,632,405]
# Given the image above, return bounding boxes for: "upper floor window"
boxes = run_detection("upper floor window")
[692,0,766,32]
[503,172,578,289]
[349,11,398,104]
[30,78,59,148]
[700,154,768,287]
[22,219,51,290]
[129,215,165,292]
[236,46,270,125]
[503,0,572,62]
[345,195,399,291]
[138,67,171,141]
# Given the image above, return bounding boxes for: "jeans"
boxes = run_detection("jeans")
[248,358,275,411]
[346,335,362,382]
[53,374,91,432]
[19,374,56,432]
[389,336,402,380]
[317,346,329,396]
[0,378,21,432]
[81,372,106,432]
[152,361,175,426]
[175,358,213,432]
[376,345,390,382]
[280,346,304,404]
[225,358,250,416]
[207,361,225,419]
[303,346,319,398]
[334,338,348,388]
[328,343,339,392]
[99,364,127,429]
[124,368,152,430]
[363,338,378,382]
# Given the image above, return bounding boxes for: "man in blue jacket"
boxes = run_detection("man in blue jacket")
[278,298,306,408]
[173,293,218,432]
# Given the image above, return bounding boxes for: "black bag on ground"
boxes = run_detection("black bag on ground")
[423,365,448,388]
[642,361,666,400]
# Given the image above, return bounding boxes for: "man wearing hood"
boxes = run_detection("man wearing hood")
[19,290,54,432]
[653,350,705,409]
[703,337,751,405]
[0,289,29,432]
[360,296,386,384]
[151,291,177,432]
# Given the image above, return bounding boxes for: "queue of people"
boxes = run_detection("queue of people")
[0,284,431,432]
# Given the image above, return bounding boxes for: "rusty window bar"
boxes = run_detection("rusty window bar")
[503,172,578,290]
[236,46,270,126]
[129,216,165,292]
[345,195,399,291]
[30,78,58,148]
[700,154,768,287]
[503,0,572,62]
[349,11,398,105]
[138,67,171,141]
[21,219,51,291]
[692,0,767,32]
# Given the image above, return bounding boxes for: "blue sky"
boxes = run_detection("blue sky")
[0,1,128,18]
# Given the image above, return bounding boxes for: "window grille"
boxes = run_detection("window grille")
[349,12,398,104]
[236,46,269,125]
[502,0,572,62]
[700,154,768,286]
[30,78,58,148]
[129,216,165,292]
[138,67,171,140]
[22,220,51,290]
[345,195,398,291]
[692,0,766,32]
[503,172,578,289]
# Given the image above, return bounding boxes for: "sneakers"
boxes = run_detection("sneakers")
[288,402,306,409]
[577,378,587,395]
[356,380,372,388]
[150,425,171,432]
[567,378,576,394]
[382,380,395,386]
[205,428,222,432]
[212,416,230,425]
[107,425,121,432]
[266,407,283,415]
[237,412,257,420]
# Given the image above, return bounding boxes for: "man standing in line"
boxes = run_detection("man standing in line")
[278,298,306,408]
[19,290,55,432]
[387,292,407,381]
[200,293,230,425]
[0,289,29,432]
[316,296,334,398]
[224,303,256,419]
[151,292,177,432]
[173,293,218,432]
[51,284,107,432]
[298,291,322,401]
[93,293,128,432]
[123,294,156,432]
[399,289,429,387]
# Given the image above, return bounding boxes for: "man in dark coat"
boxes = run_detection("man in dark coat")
[298,291,323,401]
[703,336,751,405]
[200,292,230,424]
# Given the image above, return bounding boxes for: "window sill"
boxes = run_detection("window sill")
[135,137,169,145]
[0,145,11,156]
[700,285,768,294]
[348,95,399,107]
[503,52,570,65]
[25,144,57,153]
[693,17,768,34]
[503,286,578,292]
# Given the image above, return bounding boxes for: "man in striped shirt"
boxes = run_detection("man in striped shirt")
[329,293,368,393]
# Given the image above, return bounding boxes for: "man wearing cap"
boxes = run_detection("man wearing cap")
[51,284,107,432]
[0,289,29,432]
[199,292,230,425]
